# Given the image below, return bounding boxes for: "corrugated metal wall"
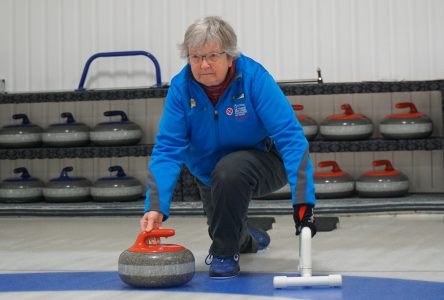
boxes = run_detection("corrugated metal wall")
[1,0,444,196]
[1,0,444,92]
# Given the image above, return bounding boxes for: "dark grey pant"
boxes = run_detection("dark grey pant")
[196,148,287,257]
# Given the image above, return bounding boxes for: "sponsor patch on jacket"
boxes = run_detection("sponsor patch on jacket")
[234,103,248,118]
[226,107,234,115]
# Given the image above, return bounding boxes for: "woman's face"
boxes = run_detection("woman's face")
[188,41,233,87]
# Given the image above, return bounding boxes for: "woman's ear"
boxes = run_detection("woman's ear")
[227,56,234,68]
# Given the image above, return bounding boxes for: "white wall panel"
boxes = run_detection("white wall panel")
[1,0,444,92]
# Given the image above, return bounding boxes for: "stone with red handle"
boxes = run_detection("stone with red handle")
[118,228,195,288]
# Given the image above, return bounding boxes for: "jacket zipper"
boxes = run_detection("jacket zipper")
[213,75,242,143]
[213,105,220,149]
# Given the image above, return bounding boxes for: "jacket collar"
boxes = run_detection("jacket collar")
[187,65,244,105]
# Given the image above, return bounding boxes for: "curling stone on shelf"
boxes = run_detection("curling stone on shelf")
[356,160,409,197]
[320,104,374,140]
[90,110,143,146]
[118,228,195,288]
[314,161,355,199]
[0,167,44,203]
[0,114,43,148]
[91,165,143,202]
[292,104,319,140]
[42,112,90,147]
[379,102,433,139]
[43,166,92,202]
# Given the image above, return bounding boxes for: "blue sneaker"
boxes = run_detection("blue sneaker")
[248,225,270,250]
[206,254,240,279]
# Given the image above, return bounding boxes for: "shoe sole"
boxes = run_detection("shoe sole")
[209,273,240,279]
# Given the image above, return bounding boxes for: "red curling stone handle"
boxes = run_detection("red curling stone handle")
[144,228,175,238]
[372,159,394,171]
[129,228,184,252]
[318,161,342,172]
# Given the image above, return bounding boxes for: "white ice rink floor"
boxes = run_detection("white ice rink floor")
[1,213,444,300]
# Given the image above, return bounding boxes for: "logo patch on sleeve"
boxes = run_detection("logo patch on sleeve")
[190,98,196,109]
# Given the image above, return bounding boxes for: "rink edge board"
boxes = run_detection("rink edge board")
[0,194,443,216]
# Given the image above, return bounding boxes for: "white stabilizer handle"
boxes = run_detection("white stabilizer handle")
[273,227,342,288]
[273,274,342,288]
[299,226,312,277]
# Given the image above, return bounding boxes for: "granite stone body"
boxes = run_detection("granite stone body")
[91,166,143,202]
[292,105,319,140]
[356,160,409,197]
[0,114,43,148]
[91,111,142,146]
[118,248,195,288]
[43,167,91,202]
[314,161,355,198]
[118,229,195,288]
[379,102,433,139]
[0,168,44,203]
[320,104,374,140]
[43,112,90,147]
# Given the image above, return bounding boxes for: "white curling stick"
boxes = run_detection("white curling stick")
[273,227,342,288]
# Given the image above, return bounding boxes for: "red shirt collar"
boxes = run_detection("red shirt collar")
[202,59,237,105]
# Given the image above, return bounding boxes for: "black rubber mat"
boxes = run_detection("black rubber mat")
[247,217,275,231]
[316,216,339,231]
[247,216,339,232]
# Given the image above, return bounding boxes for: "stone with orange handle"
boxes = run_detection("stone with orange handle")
[118,228,195,288]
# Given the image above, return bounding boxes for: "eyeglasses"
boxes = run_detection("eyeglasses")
[188,51,226,64]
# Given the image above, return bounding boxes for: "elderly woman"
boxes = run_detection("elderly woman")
[140,16,316,279]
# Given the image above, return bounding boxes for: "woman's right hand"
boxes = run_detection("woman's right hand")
[140,211,164,244]
[140,210,164,231]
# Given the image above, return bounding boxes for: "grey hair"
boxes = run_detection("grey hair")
[179,16,241,59]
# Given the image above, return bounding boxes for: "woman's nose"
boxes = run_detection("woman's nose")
[200,58,211,68]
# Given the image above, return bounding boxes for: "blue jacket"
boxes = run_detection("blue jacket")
[145,54,315,219]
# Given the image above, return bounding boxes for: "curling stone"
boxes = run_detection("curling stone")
[91,165,143,202]
[43,166,92,202]
[42,112,90,147]
[118,228,195,288]
[0,167,44,203]
[292,104,318,140]
[90,110,143,146]
[356,160,409,197]
[379,102,433,139]
[320,104,374,140]
[0,114,43,148]
[314,161,355,198]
